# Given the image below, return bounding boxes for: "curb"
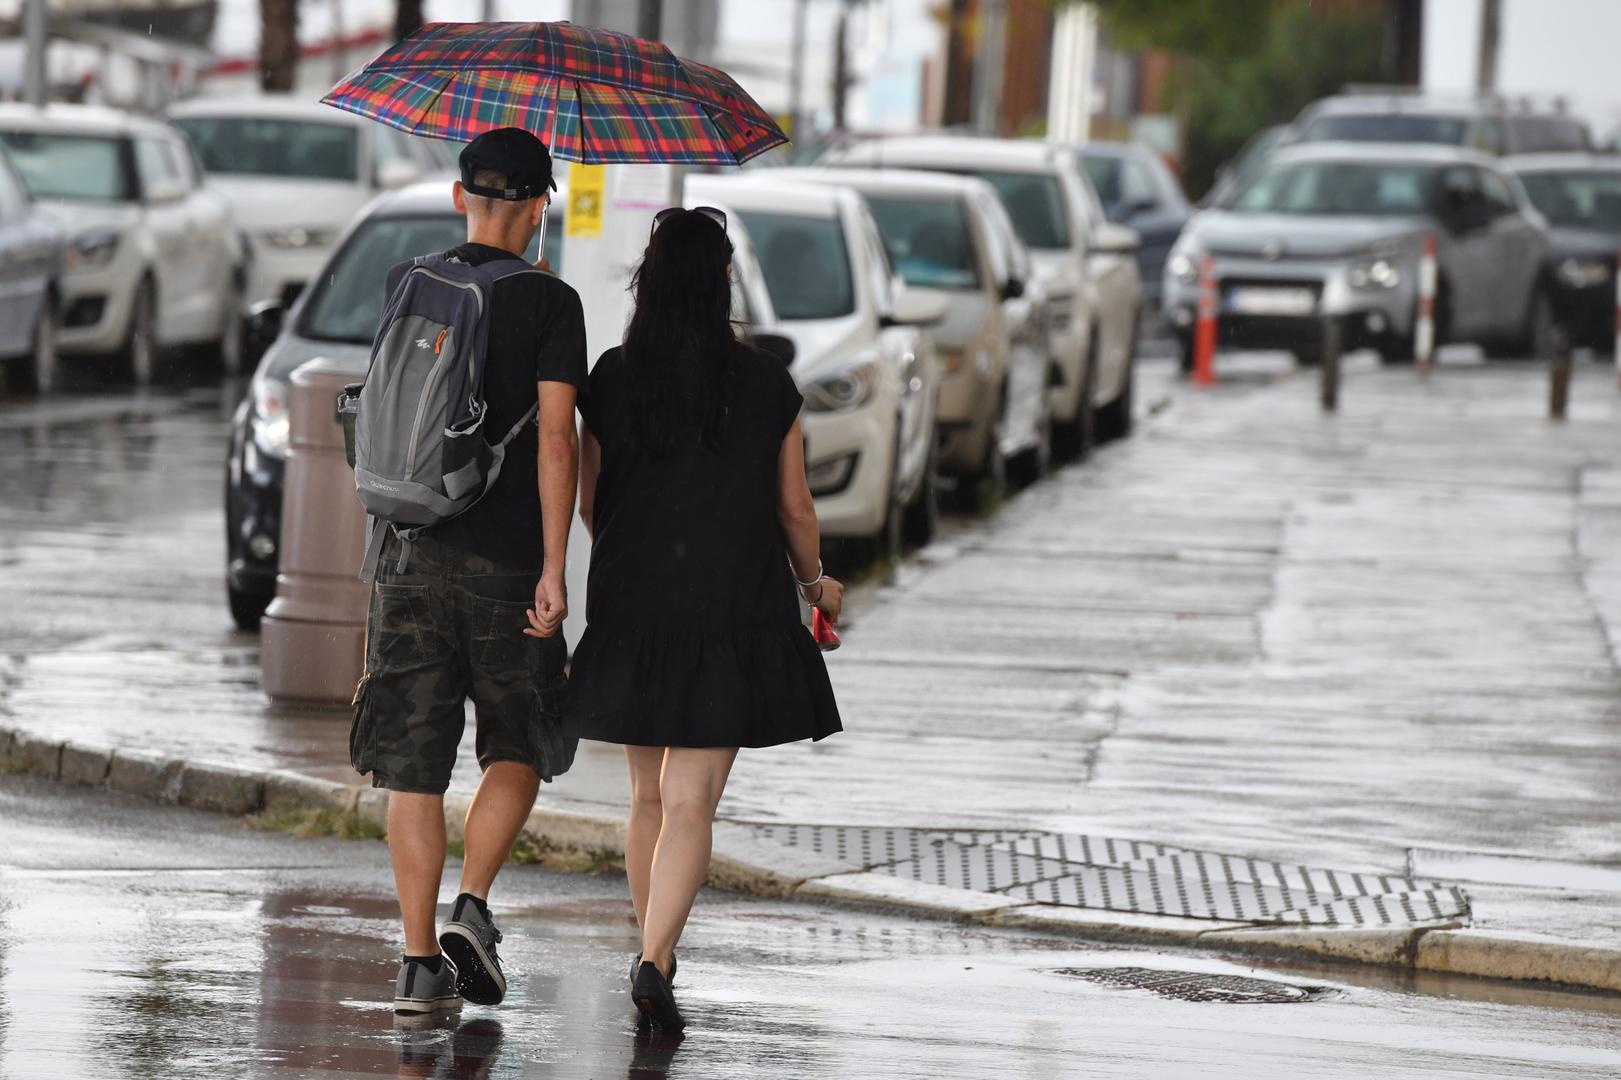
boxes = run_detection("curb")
[6,722,1620,997]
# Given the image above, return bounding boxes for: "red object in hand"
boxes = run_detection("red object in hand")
[812,607,840,651]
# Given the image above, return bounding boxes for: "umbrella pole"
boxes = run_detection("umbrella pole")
[537,209,549,270]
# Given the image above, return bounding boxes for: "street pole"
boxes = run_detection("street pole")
[1475,0,1501,95]
[789,0,808,140]
[482,0,496,21]
[23,0,47,107]
[637,0,662,41]
[971,0,1006,135]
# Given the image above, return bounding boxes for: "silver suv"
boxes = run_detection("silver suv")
[1164,142,1553,367]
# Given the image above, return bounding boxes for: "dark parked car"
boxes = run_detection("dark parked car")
[226,180,558,629]
[0,148,64,392]
[1505,154,1621,352]
[1074,142,1190,307]
[1294,91,1591,156]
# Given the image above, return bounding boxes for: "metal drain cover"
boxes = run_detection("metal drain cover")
[1055,967,1327,1004]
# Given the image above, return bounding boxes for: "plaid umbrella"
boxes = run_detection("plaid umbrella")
[321,21,787,165]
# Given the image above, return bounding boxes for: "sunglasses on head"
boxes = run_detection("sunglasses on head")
[652,205,727,236]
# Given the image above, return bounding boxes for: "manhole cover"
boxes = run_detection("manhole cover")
[1055,967,1327,1004]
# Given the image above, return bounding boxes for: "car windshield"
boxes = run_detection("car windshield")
[863,195,981,290]
[0,131,134,201]
[736,210,855,320]
[963,169,1070,249]
[1517,170,1621,231]
[1232,160,1438,216]
[1079,155,1127,217]
[1302,113,1470,145]
[296,215,539,353]
[172,117,360,181]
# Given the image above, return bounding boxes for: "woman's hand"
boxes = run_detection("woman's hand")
[803,576,843,625]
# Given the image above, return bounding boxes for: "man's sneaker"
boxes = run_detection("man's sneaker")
[393,956,462,1015]
[439,896,507,1006]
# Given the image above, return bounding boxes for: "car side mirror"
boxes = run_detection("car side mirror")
[375,158,421,189]
[748,332,796,367]
[1093,222,1142,254]
[244,301,285,368]
[1001,276,1025,301]
[883,285,949,327]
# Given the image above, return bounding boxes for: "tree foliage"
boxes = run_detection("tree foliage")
[1091,0,1280,61]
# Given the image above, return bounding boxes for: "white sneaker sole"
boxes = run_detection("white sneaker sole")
[393,992,462,1015]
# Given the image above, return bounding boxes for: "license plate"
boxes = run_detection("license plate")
[1226,286,1316,316]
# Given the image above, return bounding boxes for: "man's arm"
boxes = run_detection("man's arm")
[525,379,578,638]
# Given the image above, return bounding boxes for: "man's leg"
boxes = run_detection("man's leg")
[388,791,448,956]
[458,760,541,899]
[624,746,666,929]
[640,746,738,975]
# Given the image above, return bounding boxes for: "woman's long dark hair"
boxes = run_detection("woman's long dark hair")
[623,209,739,455]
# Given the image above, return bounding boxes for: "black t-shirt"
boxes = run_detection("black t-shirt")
[577,343,805,633]
[385,242,587,571]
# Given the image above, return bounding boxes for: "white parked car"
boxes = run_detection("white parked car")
[0,103,246,383]
[169,96,458,312]
[778,167,1052,505]
[687,173,948,552]
[821,134,1144,445]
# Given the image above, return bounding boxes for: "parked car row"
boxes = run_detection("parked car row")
[1169,85,1621,369]
[0,98,455,393]
[223,129,1154,629]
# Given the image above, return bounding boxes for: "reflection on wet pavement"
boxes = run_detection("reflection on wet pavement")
[5,775,1621,1080]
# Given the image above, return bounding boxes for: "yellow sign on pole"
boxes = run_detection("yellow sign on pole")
[566,163,606,239]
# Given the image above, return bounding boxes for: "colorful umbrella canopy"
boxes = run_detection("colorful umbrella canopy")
[321,21,788,166]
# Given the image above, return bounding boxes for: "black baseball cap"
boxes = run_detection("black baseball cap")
[459,127,556,201]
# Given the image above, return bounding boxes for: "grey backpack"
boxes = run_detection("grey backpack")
[353,252,538,581]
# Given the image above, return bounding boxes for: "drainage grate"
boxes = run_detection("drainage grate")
[745,823,1472,928]
[1055,966,1328,1004]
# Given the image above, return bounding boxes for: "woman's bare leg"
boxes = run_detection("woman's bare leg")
[640,746,737,975]
[624,745,667,930]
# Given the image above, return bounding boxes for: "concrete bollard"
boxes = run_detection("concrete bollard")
[1549,329,1572,421]
[1193,256,1218,387]
[1415,232,1437,377]
[1319,316,1341,413]
[261,357,370,705]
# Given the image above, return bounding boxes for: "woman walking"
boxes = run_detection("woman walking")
[559,207,843,1031]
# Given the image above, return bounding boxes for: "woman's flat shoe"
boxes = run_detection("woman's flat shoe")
[631,961,685,1031]
[630,951,676,986]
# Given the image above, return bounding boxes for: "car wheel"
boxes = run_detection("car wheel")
[1493,285,1559,361]
[124,278,158,385]
[1008,398,1052,489]
[1054,337,1098,462]
[1095,322,1138,442]
[228,583,271,632]
[958,405,1008,515]
[22,292,59,394]
[215,274,246,375]
[902,440,940,548]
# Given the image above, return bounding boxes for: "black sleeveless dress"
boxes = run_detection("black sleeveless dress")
[562,343,842,748]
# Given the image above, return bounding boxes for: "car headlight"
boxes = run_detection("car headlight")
[258,226,338,251]
[1347,256,1401,290]
[1556,257,1611,289]
[63,229,121,273]
[1167,251,1199,283]
[252,375,291,457]
[804,360,880,412]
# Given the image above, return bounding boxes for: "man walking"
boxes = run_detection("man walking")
[348,127,586,1014]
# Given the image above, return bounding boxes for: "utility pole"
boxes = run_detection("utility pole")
[832,5,850,131]
[637,0,662,40]
[482,0,496,21]
[1475,0,1501,94]
[971,0,1007,135]
[788,0,809,139]
[23,0,47,107]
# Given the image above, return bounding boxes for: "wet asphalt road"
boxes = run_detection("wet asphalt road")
[4,774,1621,1080]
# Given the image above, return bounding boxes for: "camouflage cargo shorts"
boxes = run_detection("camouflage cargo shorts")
[349,532,575,795]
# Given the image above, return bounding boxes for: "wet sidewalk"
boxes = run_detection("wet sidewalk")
[4,356,1621,988]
